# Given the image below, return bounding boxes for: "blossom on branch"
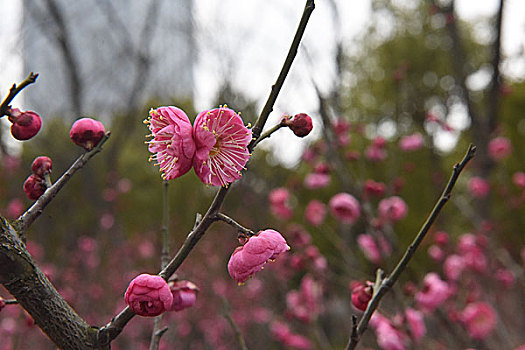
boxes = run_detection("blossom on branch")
[8,108,42,140]
[23,174,46,200]
[145,106,196,180]
[193,106,252,187]
[168,280,199,312]
[228,229,289,284]
[70,117,106,150]
[31,156,52,177]
[124,274,173,317]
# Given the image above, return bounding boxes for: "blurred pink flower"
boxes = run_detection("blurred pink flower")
[363,179,386,197]
[428,245,445,262]
[399,133,423,152]
[304,173,331,189]
[269,188,293,220]
[168,280,199,312]
[512,172,525,188]
[458,234,487,273]
[405,308,426,342]
[193,106,252,187]
[146,106,196,180]
[350,280,373,311]
[365,145,387,162]
[488,136,512,160]
[70,117,105,150]
[124,274,173,317]
[468,177,490,198]
[286,275,322,323]
[494,269,515,288]
[304,200,327,226]
[329,193,361,224]
[461,302,497,340]
[6,198,24,219]
[357,234,382,264]
[443,254,465,281]
[228,229,289,284]
[415,273,450,312]
[378,196,408,222]
[271,321,312,350]
[370,313,407,350]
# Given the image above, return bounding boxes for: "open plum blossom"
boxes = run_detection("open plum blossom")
[193,106,252,187]
[228,229,289,284]
[329,192,361,224]
[145,106,196,180]
[461,302,497,340]
[124,274,173,317]
[378,196,408,222]
[415,273,450,312]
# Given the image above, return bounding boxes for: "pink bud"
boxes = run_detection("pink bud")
[124,274,173,317]
[284,113,313,137]
[23,174,46,200]
[350,281,373,311]
[168,280,199,312]
[31,156,52,177]
[228,229,289,284]
[415,273,450,312]
[69,117,106,150]
[461,302,496,340]
[357,234,382,264]
[8,108,42,140]
[329,193,361,224]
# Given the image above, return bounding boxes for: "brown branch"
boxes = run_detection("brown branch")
[0,73,39,117]
[14,133,111,234]
[98,1,316,345]
[487,0,505,132]
[345,144,476,350]
[214,213,256,237]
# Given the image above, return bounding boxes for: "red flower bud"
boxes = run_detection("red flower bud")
[351,281,373,311]
[70,118,106,150]
[31,156,53,177]
[23,174,46,200]
[9,108,42,140]
[168,280,199,312]
[283,113,313,137]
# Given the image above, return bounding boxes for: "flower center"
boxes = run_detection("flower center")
[209,138,221,157]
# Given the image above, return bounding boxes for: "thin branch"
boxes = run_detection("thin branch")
[4,299,19,305]
[0,73,39,117]
[222,297,248,350]
[14,133,111,234]
[98,2,316,345]
[249,0,315,149]
[149,326,168,350]
[214,213,256,237]
[345,144,476,350]
[253,122,285,146]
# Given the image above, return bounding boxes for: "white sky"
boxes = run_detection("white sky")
[1,0,524,163]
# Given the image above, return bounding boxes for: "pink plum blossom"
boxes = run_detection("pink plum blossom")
[363,179,386,197]
[428,245,445,262]
[488,136,512,160]
[304,200,327,226]
[378,196,408,222]
[461,302,497,340]
[286,275,322,323]
[304,173,331,189]
[70,117,105,150]
[494,269,515,288]
[145,106,196,180]
[357,234,382,264]
[399,133,424,152]
[271,321,312,350]
[193,106,252,187]
[415,273,450,312]
[124,274,173,317]
[350,280,373,311]
[269,187,293,220]
[228,229,289,284]
[329,193,361,224]
[405,308,426,342]
[365,145,387,162]
[370,313,407,350]
[168,280,199,312]
[443,254,465,281]
[468,177,490,198]
[8,108,42,141]
[512,172,525,188]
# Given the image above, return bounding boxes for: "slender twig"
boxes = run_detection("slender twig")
[214,213,256,236]
[14,133,111,234]
[253,122,285,146]
[0,73,39,117]
[345,144,476,350]
[487,0,505,132]
[249,0,315,150]
[149,181,170,350]
[222,297,248,350]
[3,299,19,305]
[97,2,316,345]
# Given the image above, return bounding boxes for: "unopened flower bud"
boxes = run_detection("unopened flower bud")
[23,174,46,200]
[124,274,173,317]
[168,280,199,311]
[70,117,106,150]
[31,156,52,177]
[350,280,373,311]
[8,108,42,141]
[283,113,313,137]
